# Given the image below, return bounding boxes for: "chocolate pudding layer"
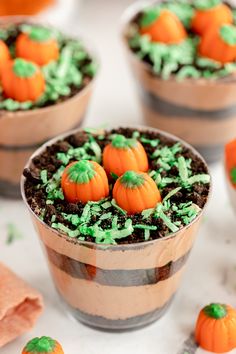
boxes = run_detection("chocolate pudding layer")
[123,0,236,162]
[22,127,210,330]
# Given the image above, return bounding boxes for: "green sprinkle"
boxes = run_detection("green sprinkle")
[140,136,159,147]
[40,170,48,184]
[176,66,201,80]
[80,204,91,223]
[142,208,155,219]
[132,131,140,139]
[163,187,182,202]
[159,210,179,233]
[102,201,112,209]
[134,224,157,230]
[220,24,236,46]
[178,157,189,183]
[111,199,127,215]
[6,223,23,245]
[3,99,20,111]
[187,174,210,185]
[144,229,150,241]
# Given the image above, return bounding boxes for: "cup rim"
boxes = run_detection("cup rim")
[120,0,236,87]
[0,15,99,118]
[21,124,212,249]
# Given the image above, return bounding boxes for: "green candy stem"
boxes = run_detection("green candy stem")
[220,24,236,46]
[194,0,221,10]
[204,303,227,319]
[68,160,95,184]
[111,134,137,149]
[120,171,145,189]
[29,26,53,42]
[25,336,56,353]
[230,167,236,184]
[140,7,161,27]
[13,58,37,78]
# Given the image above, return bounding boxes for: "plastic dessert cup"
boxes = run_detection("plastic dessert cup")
[225,140,236,213]
[121,1,236,163]
[21,126,211,331]
[0,17,97,199]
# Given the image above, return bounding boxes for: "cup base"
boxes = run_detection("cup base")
[57,292,175,331]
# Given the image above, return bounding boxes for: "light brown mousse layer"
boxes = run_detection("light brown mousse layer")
[142,104,236,147]
[33,216,201,270]
[49,262,185,320]
[0,84,93,197]
[128,53,236,110]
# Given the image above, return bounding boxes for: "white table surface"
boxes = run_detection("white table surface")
[1,1,236,353]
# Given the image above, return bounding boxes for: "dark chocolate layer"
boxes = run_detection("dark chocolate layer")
[139,86,236,119]
[59,291,174,330]
[46,246,190,287]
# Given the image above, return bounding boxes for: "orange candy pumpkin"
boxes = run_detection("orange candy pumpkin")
[195,303,236,353]
[225,139,236,188]
[113,170,161,214]
[16,27,59,66]
[61,160,109,204]
[1,58,45,102]
[103,134,149,177]
[140,8,187,44]
[199,24,236,64]
[0,40,10,75]
[192,0,233,35]
[22,336,64,354]
[0,0,54,16]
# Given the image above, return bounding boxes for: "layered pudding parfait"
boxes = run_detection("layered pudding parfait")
[22,126,211,330]
[123,0,236,162]
[0,20,97,198]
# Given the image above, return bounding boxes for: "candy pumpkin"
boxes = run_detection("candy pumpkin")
[192,0,233,35]
[113,170,161,214]
[0,0,54,16]
[22,336,64,354]
[103,134,149,177]
[199,24,236,64]
[16,27,59,66]
[225,139,236,188]
[61,160,109,204]
[1,58,45,102]
[0,40,10,75]
[195,303,236,353]
[140,8,187,44]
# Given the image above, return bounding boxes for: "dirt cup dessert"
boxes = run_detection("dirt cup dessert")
[225,138,236,213]
[123,0,236,162]
[21,126,211,331]
[0,20,97,198]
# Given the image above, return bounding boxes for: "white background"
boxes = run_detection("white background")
[1,1,236,353]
